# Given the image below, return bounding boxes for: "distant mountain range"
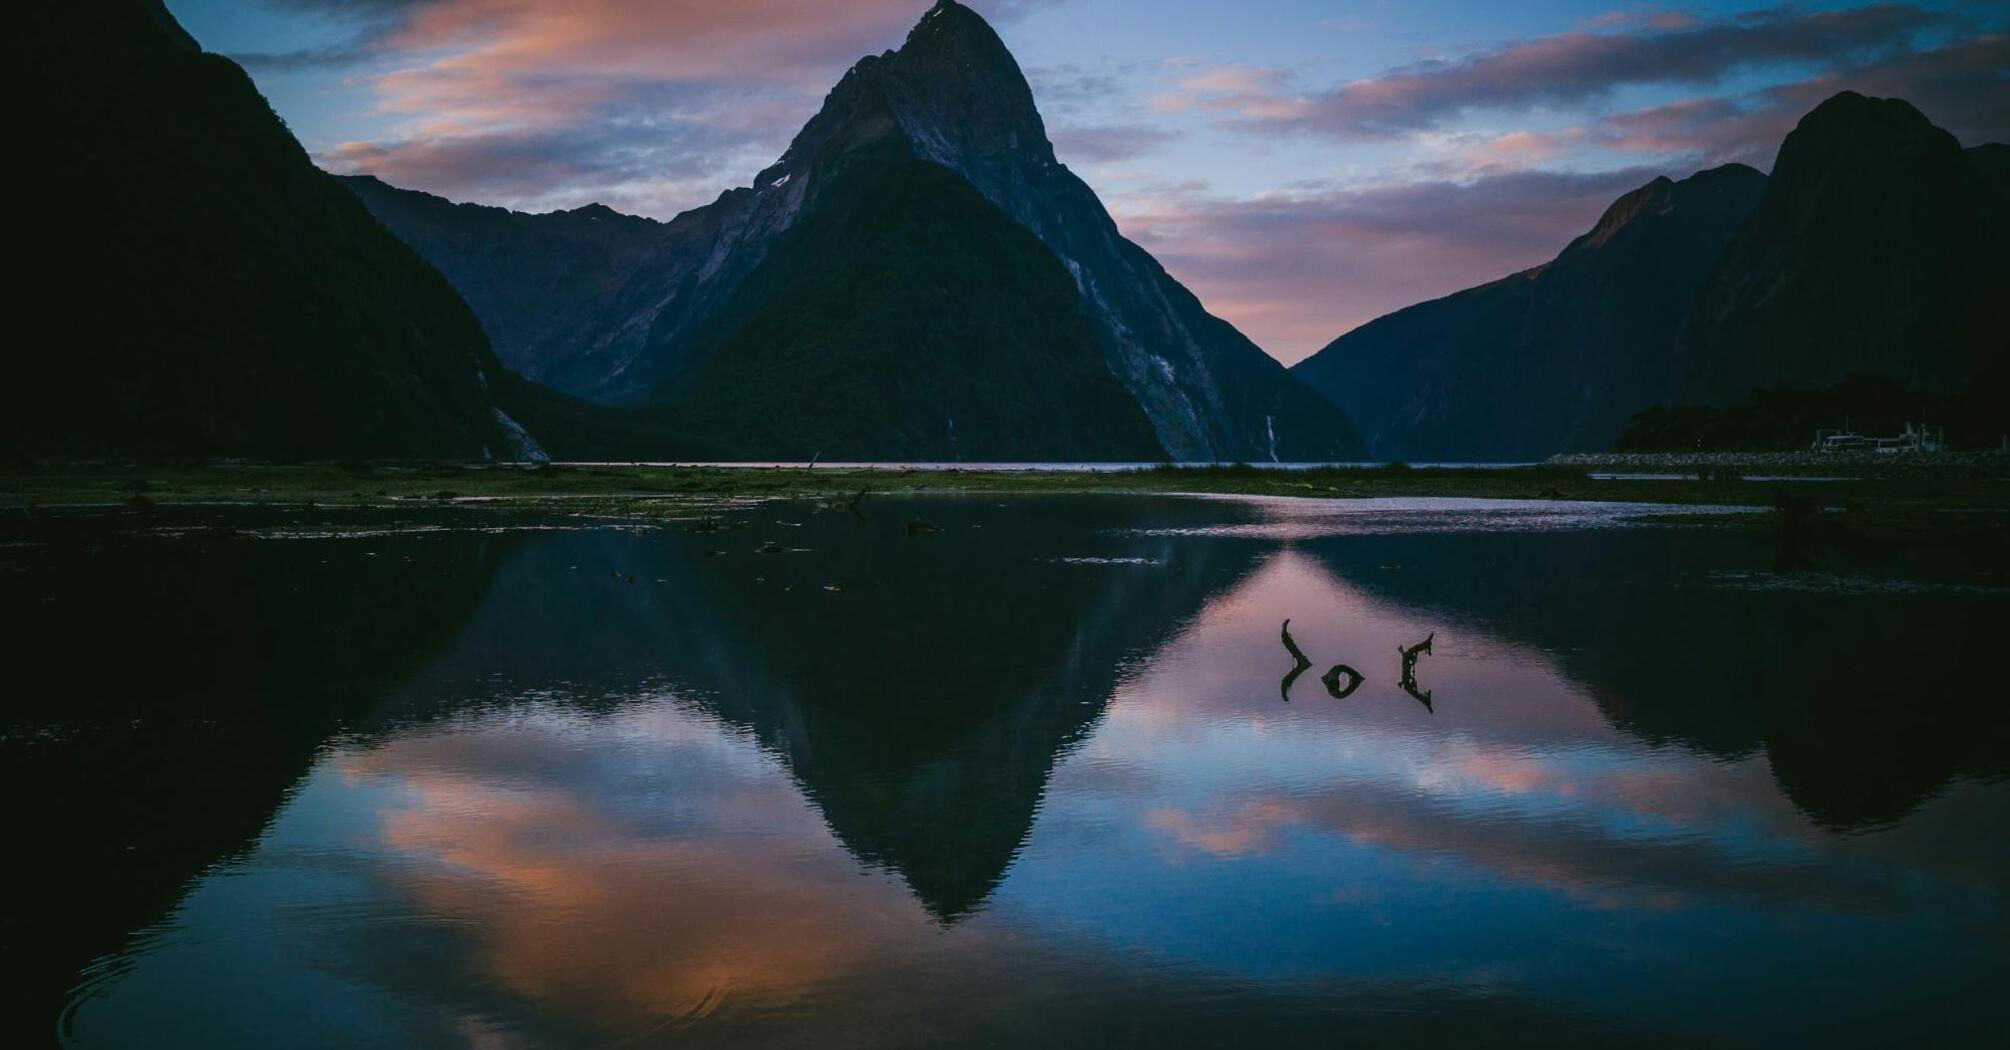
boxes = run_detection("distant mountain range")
[1294,92,2009,460]
[343,1,1360,462]
[16,2,2002,463]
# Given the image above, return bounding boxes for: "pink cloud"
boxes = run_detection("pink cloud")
[301,1,1044,215]
[1109,168,1659,362]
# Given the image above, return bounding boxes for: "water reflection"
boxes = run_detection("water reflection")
[16,496,2006,1048]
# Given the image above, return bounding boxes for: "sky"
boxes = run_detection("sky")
[168,0,2009,364]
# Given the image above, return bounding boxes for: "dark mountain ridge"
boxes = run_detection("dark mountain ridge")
[1294,91,2007,460]
[1292,164,1767,461]
[13,0,542,461]
[346,0,1363,462]
[1680,92,2009,409]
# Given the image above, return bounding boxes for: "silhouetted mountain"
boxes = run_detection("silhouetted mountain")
[346,0,1361,461]
[1680,93,2010,417]
[14,1,543,460]
[1292,165,1766,461]
[337,177,667,390]
[660,157,1163,459]
[1295,92,2008,460]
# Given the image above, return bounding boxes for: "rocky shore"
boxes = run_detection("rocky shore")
[1547,450,2010,477]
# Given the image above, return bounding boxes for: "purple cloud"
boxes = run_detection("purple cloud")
[1592,33,2008,167]
[1189,4,1951,139]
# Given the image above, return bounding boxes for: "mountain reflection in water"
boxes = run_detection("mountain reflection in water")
[13,495,2005,1048]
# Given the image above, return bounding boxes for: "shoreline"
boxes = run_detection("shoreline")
[3,462,2006,540]
[1547,450,2010,477]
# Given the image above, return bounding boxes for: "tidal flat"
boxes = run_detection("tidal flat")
[6,460,2006,559]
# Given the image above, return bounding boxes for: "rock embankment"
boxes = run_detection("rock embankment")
[1547,451,2010,477]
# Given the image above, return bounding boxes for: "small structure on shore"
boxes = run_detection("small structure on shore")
[1811,422,1943,454]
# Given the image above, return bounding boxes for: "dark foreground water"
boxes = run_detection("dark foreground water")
[7,495,2007,1048]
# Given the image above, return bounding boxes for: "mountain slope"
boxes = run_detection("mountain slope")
[13,0,539,460]
[346,0,1362,461]
[1680,92,2010,409]
[1292,165,1766,461]
[662,156,1164,460]
[337,177,667,390]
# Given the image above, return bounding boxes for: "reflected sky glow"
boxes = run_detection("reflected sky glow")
[54,496,2010,1049]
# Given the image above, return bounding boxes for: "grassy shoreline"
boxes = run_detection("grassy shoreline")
[2,460,2004,528]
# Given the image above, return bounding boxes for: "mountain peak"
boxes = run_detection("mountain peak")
[1578,176,1676,249]
[1778,91,1950,166]
[1760,90,1961,211]
[908,0,997,46]
[885,0,1049,152]
[139,0,199,51]
[757,0,1050,187]
[1797,91,1938,139]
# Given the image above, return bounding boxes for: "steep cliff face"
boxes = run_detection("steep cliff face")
[350,0,1362,461]
[1293,165,1766,461]
[1680,92,2010,407]
[14,0,536,460]
[656,156,1166,461]
[817,1,1359,461]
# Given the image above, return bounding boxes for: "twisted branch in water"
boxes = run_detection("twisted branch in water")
[1399,633,1435,711]
[1321,664,1364,699]
[1280,619,1314,700]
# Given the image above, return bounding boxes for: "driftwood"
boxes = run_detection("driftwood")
[1281,619,1312,666]
[818,488,869,518]
[905,517,940,537]
[1279,619,1313,700]
[1399,633,1434,710]
[1399,633,1433,672]
[1320,664,1363,699]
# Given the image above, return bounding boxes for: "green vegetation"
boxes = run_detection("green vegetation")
[6,461,2005,535]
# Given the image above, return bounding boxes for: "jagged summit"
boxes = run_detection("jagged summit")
[756,0,1052,190]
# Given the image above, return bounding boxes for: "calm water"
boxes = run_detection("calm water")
[8,495,2007,1048]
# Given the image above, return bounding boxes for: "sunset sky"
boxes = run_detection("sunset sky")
[169,0,2008,362]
